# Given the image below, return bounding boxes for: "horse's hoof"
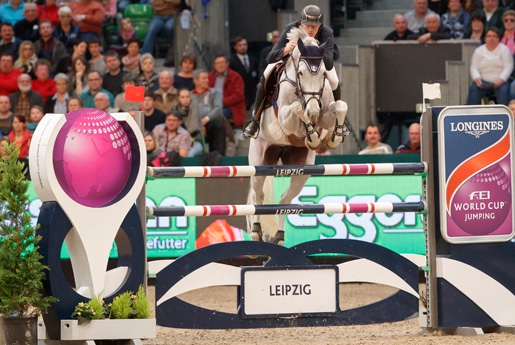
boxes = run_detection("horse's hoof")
[326,138,342,149]
[305,137,321,150]
[251,222,263,241]
[273,230,285,246]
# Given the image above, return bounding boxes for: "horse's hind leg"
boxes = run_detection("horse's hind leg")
[326,100,348,149]
[247,175,266,241]
[275,174,311,245]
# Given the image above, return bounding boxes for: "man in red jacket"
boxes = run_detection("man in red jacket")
[208,54,246,128]
[0,53,21,96]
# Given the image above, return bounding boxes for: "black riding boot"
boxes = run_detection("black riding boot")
[244,76,266,138]
[332,83,341,101]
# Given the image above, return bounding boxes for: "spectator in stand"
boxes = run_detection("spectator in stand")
[358,125,393,155]
[258,30,279,77]
[171,88,203,157]
[122,38,141,78]
[384,14,415,41]
[79,70,113,108]
[54,6,81,54]
[8,114,31,158]
[0,53,22,96]
[114,73,141,112]
[67,55,89,96]
[145,131,163,166]
[0,0,25,26]
[154,70,178,114]
[0,23,22,59]
[14,41,37,78]
[109,18,138,57]
[142,92,165,132]
[87,37,106,75]
[501,10,515,54]
[509,99,515,115]
[136,53,159,93]
[405,0,435,34]
[141,0,191,67]
[67,95,82,112]
[191,69,225,155]
[466,27,512,105]
[69,0,105,43]
[55,38,87,75]
[10,73,44,120]
[44,73,69,114]
[408,13,452,43]
[173,54,196,90]
[35,19,67,75]
[27,105,44,133]
[441,0,470,39]
[103,50,128,97]
[468,0,505,33]
[208,54,246,128]
[229,36,258,110]
[14,3,40,42]
[37,0,59,27]
[0,95,15,135]
[463,0,480,14]
[464,12,486,42]
[31,59,55,102]
[396,123,421,153]
[94,91,118,112]
[152,112,191,157]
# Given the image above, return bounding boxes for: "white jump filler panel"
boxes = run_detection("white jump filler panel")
[241,267,338,317]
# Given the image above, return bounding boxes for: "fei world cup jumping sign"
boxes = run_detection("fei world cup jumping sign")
[438,106,515,244]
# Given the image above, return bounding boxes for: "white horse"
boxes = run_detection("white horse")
[247,27,348,245]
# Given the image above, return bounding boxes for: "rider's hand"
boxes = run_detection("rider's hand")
[283,41,296,56]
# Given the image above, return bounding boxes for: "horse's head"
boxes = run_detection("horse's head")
[286,27,329,123]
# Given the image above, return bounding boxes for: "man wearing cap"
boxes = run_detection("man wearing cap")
[152,112,191,157]
[244,4,340,138]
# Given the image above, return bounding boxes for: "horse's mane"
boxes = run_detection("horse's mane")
[287,27,316,46]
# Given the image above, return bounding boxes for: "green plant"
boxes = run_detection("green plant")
[0,143,56,317]
[132,285,151,319]
[110,291,133,319]
[71,294,108,325]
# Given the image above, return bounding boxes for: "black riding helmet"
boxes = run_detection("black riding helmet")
[300,5,323,26]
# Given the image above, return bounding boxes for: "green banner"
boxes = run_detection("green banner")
[274,175,425,254]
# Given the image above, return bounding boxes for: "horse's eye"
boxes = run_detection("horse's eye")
[298,71,303,76]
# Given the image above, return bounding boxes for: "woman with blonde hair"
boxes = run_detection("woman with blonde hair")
[14,41,37,78]
[144,131,163,166]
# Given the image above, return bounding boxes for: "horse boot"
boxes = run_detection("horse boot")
[244,76,267,139]
[332,83,342,101]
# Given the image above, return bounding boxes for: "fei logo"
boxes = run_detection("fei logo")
[469,191,490,200]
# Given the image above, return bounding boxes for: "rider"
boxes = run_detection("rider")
[243,4,340,138]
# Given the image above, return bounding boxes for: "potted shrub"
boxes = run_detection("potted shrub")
[0,143,56,345]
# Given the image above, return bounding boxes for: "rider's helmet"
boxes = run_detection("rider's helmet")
[300,5,323,26]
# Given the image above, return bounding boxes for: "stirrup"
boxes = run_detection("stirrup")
[244,120,260,139]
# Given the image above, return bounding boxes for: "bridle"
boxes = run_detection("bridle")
[280,44,327,141]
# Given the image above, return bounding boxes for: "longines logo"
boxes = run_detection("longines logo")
[450,121,503,138]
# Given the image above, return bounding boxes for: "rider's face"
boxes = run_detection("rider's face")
[300,22,320,37]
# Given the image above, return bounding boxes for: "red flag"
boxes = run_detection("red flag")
[125,85,145,102]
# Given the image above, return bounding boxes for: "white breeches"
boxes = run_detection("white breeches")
[264,62,339,90]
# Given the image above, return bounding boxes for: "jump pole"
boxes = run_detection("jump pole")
[147,201,426,217]
[147,162,427,178]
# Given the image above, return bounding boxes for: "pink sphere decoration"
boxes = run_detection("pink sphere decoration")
[451,163,511,235]
[53,108,133,207]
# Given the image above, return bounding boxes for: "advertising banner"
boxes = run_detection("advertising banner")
[438,107,515,244]
[27,174,425,258]
[275,175,425,254]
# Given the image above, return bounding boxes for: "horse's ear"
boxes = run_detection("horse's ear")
[318,42,328,55]
[297,38,305,54]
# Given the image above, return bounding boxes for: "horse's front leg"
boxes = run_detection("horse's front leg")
[325,100,348,149]
[289,101,322,150]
